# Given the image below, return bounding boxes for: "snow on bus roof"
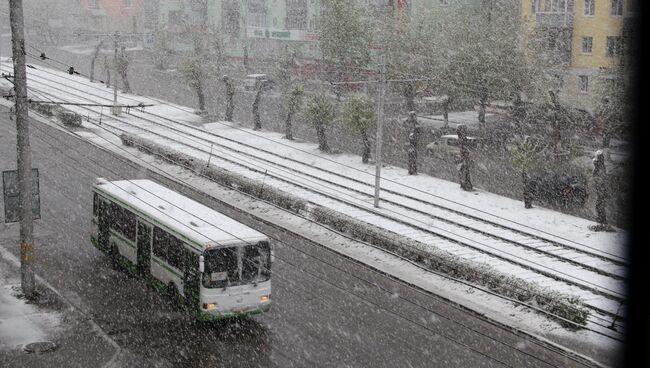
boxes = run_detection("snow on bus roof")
[94,179,266,248]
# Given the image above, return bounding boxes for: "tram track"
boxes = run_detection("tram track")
[8,64,627,330]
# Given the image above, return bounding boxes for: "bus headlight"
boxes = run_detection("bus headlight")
[260,295,270,302]
[202,303,218,310]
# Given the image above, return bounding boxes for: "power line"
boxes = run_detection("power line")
[11,68,624,324]
[14,81,622,338]
[2,60,624,302]
[9,63,627,301]
[13,120,542,368]
[23,73,623,299]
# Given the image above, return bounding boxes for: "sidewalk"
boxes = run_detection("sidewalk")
[0,246,118,368]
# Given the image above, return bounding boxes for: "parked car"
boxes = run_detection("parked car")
[529,171,588,208]
[244,74,273,91]
[426,134,479,158]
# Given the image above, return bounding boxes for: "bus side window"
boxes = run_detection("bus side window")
[153,227,169,261]
[167,237,184,271]
[153,227,184,271]
[109,202,136,241]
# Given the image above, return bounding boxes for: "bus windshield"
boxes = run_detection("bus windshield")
[202,241,271,288]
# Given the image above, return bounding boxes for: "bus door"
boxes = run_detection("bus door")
[97,197,110,252]
[183,249,200,311]
[136,222,152,275]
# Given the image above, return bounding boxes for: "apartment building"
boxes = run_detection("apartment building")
[522,0,637,111]
[77,0,143,34]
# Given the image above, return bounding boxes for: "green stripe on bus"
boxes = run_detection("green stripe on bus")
[110,230,136,248]
[151,256,183,278]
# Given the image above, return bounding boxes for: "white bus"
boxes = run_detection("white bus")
[91,178,272,320]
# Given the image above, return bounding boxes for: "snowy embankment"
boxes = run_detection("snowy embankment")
[120,133,590,327]
[1,61,627,332]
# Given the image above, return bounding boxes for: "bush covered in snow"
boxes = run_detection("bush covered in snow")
[58,110,82,127]
[120,133,307,214]
[311,206,590,328]
[119,132,589,328]
[29,101,55,117]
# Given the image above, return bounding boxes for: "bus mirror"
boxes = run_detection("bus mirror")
[199,256,205,273]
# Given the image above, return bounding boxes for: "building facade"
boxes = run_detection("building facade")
[78,0,144,34]
[522,0,637,111]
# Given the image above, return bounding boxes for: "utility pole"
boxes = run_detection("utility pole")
[111,31,121,116]
[374,55,386,208]
[9,0,36,299]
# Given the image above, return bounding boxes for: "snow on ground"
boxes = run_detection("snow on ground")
[202,120,627,255]
[77,121,626,365]
[0,63,626,361]
[2,60,627,282]
[9,102,622,365]
[0,260,62,351]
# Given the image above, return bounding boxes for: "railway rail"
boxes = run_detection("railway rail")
[5,63,627,336]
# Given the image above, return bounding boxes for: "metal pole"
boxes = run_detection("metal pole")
[374,55,386,208]
[112,31,121,116]
[9,0,36,299]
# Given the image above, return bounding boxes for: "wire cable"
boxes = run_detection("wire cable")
[8,61,618,261]
[9,96,623,340]
[6,75,624,330]
[12,67,625,300]
[11,119,537,368]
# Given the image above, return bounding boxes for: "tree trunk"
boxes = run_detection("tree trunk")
[458,125,473,191]
[443,102,449,128]
[197,84,206,112]
[225,85,234,122]
[90,41,103,83]
[478,96,487,126]
[361,129,370,163]
[316,121,330,152]
[120,71,131,93]
[404,83,416,113]
[522,171,533,208]
[253,88,263,130]
[285,111,294,140]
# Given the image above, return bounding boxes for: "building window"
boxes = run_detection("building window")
[123,0,132,8]
[543,0,566,12]
[581,36,593,53]
[222,1,241,36]
[606,36,622,56]
[578,75,589,93]
[248,0,268,28]
[584,0,595,16]
[610,0,623,16]
[286,0,308,29]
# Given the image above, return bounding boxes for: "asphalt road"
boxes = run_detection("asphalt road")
[0,110,600,367]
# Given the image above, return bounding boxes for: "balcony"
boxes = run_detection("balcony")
[535,12,573,28]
